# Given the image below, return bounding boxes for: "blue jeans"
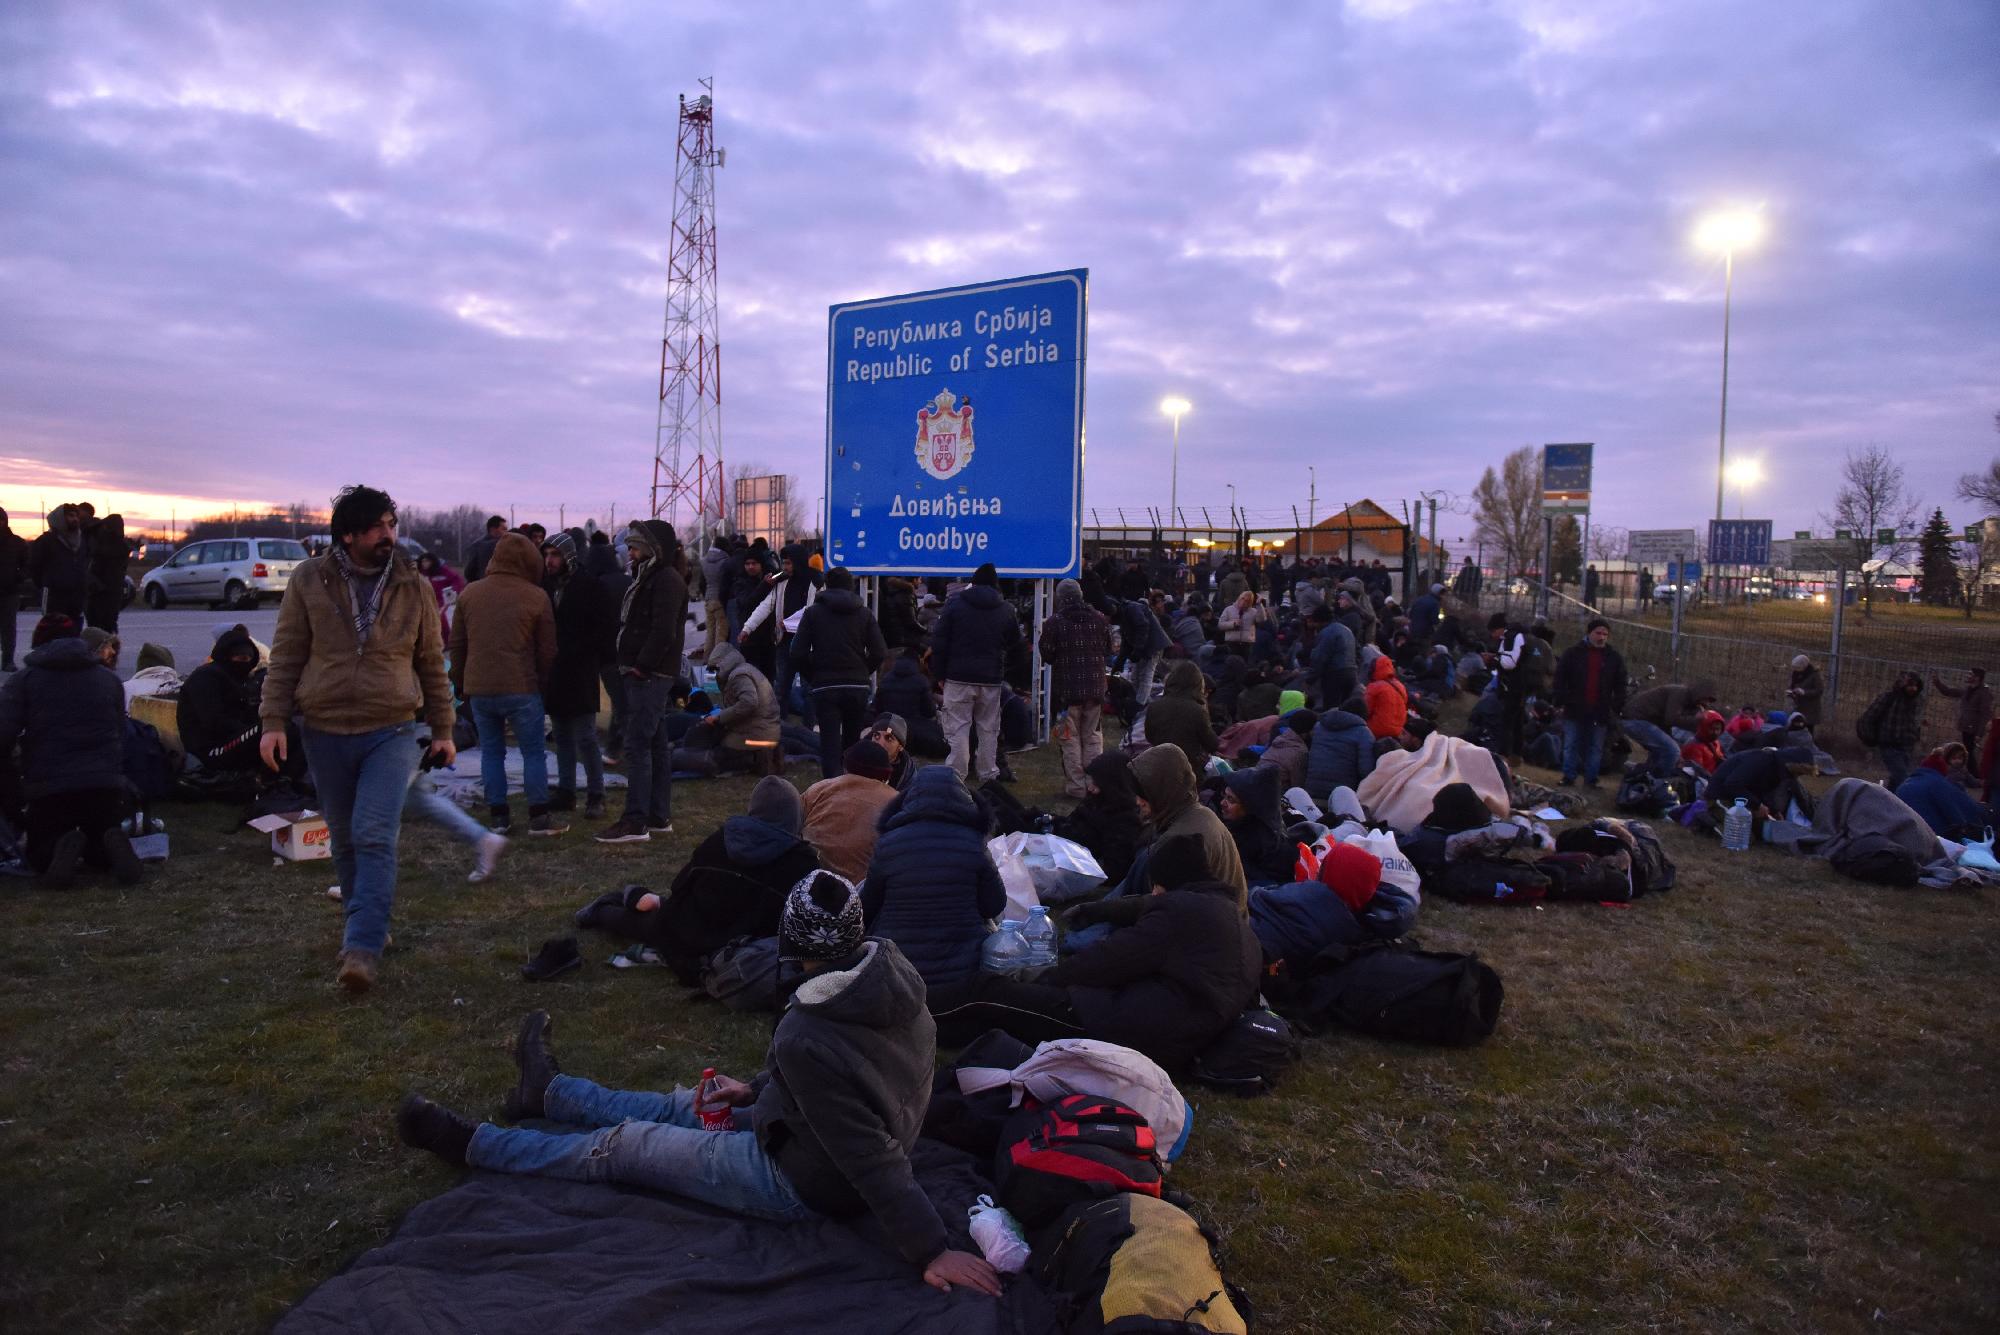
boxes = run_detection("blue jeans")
[302,724,423,955]
[406,771,488,845]
[1878,746,1912,789]
[773,641,799,721]
[466,1074,817,1222]
[1621,719,1679,777]
[1562,719,1606,784]
[622,674,673,825]
[552,713,604,800]
[472,693,549,810]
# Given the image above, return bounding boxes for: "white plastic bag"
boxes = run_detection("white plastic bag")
[967,1195,1032,1273]
[1333,825,1422,904]
[1019,834,1106,905]
[986,832,1041,921]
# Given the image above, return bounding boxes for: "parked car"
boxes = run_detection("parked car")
[139,537,310,609]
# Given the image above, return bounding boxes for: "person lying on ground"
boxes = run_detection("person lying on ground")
[1249,836,1416,971]
[0,614,142,887]
[803,741,898,882]
[398,873,1003,1298]
[1895,761,1993,841]
[1213,764,1295,887]
[861,765,1007,992]
[576,775,818,983]
[928,834,1262,1073]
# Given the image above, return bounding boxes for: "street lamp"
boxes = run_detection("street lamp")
[1724,456,1761,518]
[1695,208,1764,522]
[1160,396,1191,522]
[1226,483,1237,531]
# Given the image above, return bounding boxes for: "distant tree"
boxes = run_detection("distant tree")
[1471,446,1541,580]
[1821,444,1921,616]
[1551,515,1582,586]
[1957,420,2000,512]
[1917,509,1959,606]
[1586,523,1628,565]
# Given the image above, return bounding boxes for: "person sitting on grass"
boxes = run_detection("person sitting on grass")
[1681,710,1726,776]
[1213,764,1295,887]
[178,624,307,789]
[1249,838,1418,971]
[0,613,142,888]
[574,775,819,983]
[1895,757,1992,841]
[803,740,899,882]
[397,873,1002,1299]
[861,764,1007,992]
[864,713,917,790]
[871,656,943,762]
[1048,751,1148,885]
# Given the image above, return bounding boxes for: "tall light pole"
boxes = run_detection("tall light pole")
[1695,209,1764,522]
[1226,483,1238,531]
[1160,396,1191,525]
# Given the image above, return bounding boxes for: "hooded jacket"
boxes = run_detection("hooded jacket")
[877,579,926,651]
[647,782,820,981]
[928,583,1019,686]
[1130,743,1247,905]
[706,642,780,747]
[0,507,27,590]
[1144,661,1220,767]
[802,772,899,882]
[28,507,93,611]
[1856,676,1925,752]
[615,519,689,678]
[1623,680,1717,732]
[1363,654,1409,739]
[542,545,619,717]
[860,766,1007,990]
[176,631,262,763]
[1895,766,1985,838]
[448,533,557,699]
[1305,707,1377,800]
[1052,750,1147,884]
[698,543,730,606]
[1308,620,1358,710]
[748,937,946,1267]
[1040,585,1112,708]
[1051,880,1262,1073]
[1168,607,1207,657]
[1256,723,1313,794]
[0,636,126,797]
[871,654,938,721]
[789,586,888,690]
[742,544,820,643]
[261,550,455,737]
[1221,764,1293,885]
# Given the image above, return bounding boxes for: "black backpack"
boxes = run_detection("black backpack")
[996,1094,1164,1229]
[1534,851,1634,903]
[1275,944,1504,1047]
[1615,768,1675,816]
[122,717,177,802]
[922,1028,1036,1157]
[1188,1007,1300,1096]
[699,936,781,1012]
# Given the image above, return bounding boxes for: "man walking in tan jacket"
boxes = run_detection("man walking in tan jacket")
[449,531,562,837]
[260,486,457,995]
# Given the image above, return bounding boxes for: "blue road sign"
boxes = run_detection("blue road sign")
[1665,560,1703,585]
[825,269,1086,577]
[1540,442,1593,511]
[1707,519,1773,566]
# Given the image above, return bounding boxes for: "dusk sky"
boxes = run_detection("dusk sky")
[3,0,1996,551]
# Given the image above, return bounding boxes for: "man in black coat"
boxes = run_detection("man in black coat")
[599,519,688,844]
[1549,618,1628,788]
[543,531,619,818]
[177,623,305,785]
[28,505,92,620]
[789,566,889,779]
[928,562,1020,785]
[463,516,506,582]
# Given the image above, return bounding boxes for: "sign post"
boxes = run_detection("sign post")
[1539,443,1592,616]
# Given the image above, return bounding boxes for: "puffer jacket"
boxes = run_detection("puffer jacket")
[1256,726,1312,793]
[1363,655,1409,739]
[1305,708,1376,800]
[260,552,455,736]
[698,543,729,606]
[1052,751,1147,884]
[750,937,948,1268]
[615,519,690,679]
[448,533,557,699]
[1144,661,1220,767]
[789,587,888,690]
[707,642,780,748]
[1248,879,1419,967]
[929,584,1019,685]
[1221,764,1293,885]
[0,636,126,798]
[860,766,1007,990]
[1895,767,1985,838]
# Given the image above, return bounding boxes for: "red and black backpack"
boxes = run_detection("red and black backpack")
[995,1093,1164,1229]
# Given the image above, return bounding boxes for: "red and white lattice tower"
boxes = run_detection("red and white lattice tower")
[650,80,726,534]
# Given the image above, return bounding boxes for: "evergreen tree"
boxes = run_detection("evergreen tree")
[1551,515,1582,586]
[1917,508,1959,605]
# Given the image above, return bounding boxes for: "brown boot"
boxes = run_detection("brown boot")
[336,948,379,995]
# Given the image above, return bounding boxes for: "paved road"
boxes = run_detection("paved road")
[10,607,280,680]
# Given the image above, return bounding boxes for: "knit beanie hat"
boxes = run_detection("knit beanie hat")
[212,623,255,660]
[544,530,579,565]
[80,627,112,653]
[870,712,909,745]
[843,740,893,782]
[1277,688,1306,716]
[1055,578,1083,609]
[779,871,865,962]
[972,562,999,587]
[136,642,175,672]
[1318,840,1384,910]
[746,774,804,836]
[1791,654,1810,670]
[824,566,854,591]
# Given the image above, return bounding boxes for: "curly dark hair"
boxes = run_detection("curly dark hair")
[329,485,397,542]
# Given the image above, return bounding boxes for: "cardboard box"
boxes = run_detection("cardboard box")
[247,811,333,861]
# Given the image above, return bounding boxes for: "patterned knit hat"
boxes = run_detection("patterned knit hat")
[779,871,865,962]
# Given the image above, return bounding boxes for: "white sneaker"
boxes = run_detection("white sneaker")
[468,833,508,883]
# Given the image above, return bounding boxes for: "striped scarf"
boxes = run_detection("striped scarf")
[331,544,390,645]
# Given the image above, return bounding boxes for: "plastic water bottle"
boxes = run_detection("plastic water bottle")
[1722,798,1753,852]
[695,1067,733,1130]
[983,920,1030,974]
[967,1195,1031,1273]
[1021,906,1056,968]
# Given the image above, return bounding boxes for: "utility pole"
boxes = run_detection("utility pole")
[1307,466,1317,528]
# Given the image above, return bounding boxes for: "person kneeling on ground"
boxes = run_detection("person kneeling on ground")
[803,740,899,882]
[178,624,307,788]
[663,641,782,782]
[576,775,819,982]
[928,834,1262,1073]
[0,614,143,887]
[862,765,1007,991]
[398,873,1002,1298]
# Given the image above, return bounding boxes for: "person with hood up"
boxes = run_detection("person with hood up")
[1167,599,1210,659]
[1550,618,1628,788]
[179,624,302,783]
[0,506,27,671]
[1256,708,1317,794]
[928,562,1020,786]
[1249,839,1417,970]
[740,542,820,721]
[1215,764,1294,886]
[596,519,687,845]
[0,614,143,886]
[1786,654,1826,730]
[871,652,941,752]
[861,765,1008,991]
[1233,668,1283,726]
[1040,578,1113,799]
[449,532,562,837]
[930,834,1262,1073]
[577,775,821,981]
[803,740,900,881]
[877,578,926,654]
[400,873,1004,1299]
[1363,654,1409,741]
[541,531,618,820]
[1305,694,1377,802]
[28,504,92,620]
[85,513,128,633]
[1409,584,1443,641]
[1855,672,1926,789]
[697,538,731,657]
[415,552,466,643]
[669,640,783,782]
[788,566,890,780]
[1621,677,1718,779]
[1126,742,1247,905]
[1114,594,1168,706]
[1305,605,1358,712]
[1144,661,1221,771]
[1680,710,1726,774]
[1049,750,1147,885]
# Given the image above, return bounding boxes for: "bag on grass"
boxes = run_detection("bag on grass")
[1036,1193,1251,1335]
[699,936,780,1011]
[1287,944,1504,1047]
[996,1094,1164,1229]
[987,831,1044,922]
[1615,770,1674,817]
[958,1038,1191,1163]
[1332,825,1423,905]
[1436,859,1550,906]
[1623,819,1677,894]
[1829,833,1922,887]
[924,1029,1037,1157]
[1535,851,1634,903]
[1188,1007,1300,1097]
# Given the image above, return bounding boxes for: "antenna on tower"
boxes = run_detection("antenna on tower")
[651,77,726,538]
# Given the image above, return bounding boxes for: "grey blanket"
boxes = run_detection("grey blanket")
[276,1141,1061,1334]
[1778,777,1986,886]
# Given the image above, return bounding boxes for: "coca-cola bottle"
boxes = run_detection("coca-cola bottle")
[696,1067,733,1131]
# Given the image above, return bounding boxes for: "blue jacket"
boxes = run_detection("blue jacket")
[1248,881,1419,967]
[929,584,1019,686]
[1409,592,1441,640]
[1895,768,1986,838]
[1305,708,1376,801]
[861,766,1007,989]
[1308,622,1357,709]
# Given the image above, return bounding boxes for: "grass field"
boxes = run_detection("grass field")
[2,723,1996,1333]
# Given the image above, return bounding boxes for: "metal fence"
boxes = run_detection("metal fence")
[1468,575,1997,758]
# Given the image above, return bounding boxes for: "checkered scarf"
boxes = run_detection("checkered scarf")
[330,544,390,646]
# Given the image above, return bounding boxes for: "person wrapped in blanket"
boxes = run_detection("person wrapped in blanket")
[399,873,1004,1298]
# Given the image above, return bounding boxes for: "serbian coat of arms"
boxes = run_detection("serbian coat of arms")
[914,390,974,481]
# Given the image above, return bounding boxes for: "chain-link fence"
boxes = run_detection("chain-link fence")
[1465,577,1996,759]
